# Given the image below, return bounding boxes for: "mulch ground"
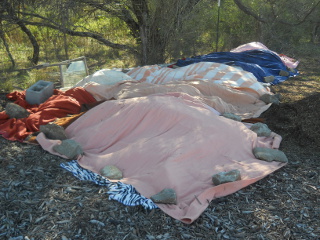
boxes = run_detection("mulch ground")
[0,57,319,240]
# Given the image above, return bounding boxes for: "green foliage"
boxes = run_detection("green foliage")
[0,70,32,93]
[1,0,320,91]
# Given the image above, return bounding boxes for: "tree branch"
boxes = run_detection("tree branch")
[273,0,320,26]
[233,0,267,23]
[234,0,320,26]
[4,1,39,64]
[18,13,139,56]
[61,0,142,40]
[0,19,15,68]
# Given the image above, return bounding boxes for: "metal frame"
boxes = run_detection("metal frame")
[58,56,89,87]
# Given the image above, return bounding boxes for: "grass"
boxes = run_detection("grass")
[0,46,136,93]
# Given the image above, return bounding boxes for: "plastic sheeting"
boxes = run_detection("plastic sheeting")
[176,49,298,85]
[230,42,299,69]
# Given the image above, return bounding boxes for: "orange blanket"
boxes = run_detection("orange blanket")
[0,87,97,141]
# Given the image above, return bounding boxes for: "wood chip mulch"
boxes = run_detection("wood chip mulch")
[0,58,319,240]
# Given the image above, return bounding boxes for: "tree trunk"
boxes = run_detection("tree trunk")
[0,20,15,68]
[5,0,40,65]
[2,0,201,66]
[15,20,39,65]
[140,21,167,65]
[312,23,320,44]
[131,0,149,65]
[140,25,148,65]
[63,32,69,60]
[146,27,166,64]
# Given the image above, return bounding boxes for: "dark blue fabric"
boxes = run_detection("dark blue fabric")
[175,49,298,85]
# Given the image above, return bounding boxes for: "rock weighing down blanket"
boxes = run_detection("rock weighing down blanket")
[38,93,285,224]
[0,88,97,141]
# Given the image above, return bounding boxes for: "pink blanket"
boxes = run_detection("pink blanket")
[38,93,285,224]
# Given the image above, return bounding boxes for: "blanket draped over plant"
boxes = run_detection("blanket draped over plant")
[175,50,298,85]
[37,93,285,224]
[0,88,97,141]
[0,42,299,224]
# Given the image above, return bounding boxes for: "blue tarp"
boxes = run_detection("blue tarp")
[175,49,298,85]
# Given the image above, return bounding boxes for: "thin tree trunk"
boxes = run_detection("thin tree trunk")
[15,20,39,65]
[5,0,39,64]
[63,32,69,60]
[140,24,148,65]
[312,23,320,43]
[0,21,15,68]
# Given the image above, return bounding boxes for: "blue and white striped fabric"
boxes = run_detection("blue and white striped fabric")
[60,161,158,210]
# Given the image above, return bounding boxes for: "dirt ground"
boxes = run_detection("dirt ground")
[0,58,319,240]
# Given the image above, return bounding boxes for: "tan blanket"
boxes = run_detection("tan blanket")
[83,80,270,119]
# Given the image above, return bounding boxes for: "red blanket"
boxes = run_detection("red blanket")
[0,87,97,141]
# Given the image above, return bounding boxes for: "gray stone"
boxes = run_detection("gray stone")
[40,123,68,140]
[222,112,242,122]
[212,169,241,185]
[53,139,83,159]
[275,93,282,101]
[253,147,288,163]
[250,122,272,137]
[263,75,275,83]
[279,70,290,77]
[259,93,282,105]
[5,103,30,119]
[150,188,177,205]
[100,165,123,180]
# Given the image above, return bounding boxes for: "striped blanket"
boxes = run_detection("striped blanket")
[127,62,269,95]
[127,62,269,97]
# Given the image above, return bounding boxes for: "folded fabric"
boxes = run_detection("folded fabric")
[0,87,97,141]
[37,93,285,224]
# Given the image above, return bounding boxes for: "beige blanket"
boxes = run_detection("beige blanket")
[83,79,270,119]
